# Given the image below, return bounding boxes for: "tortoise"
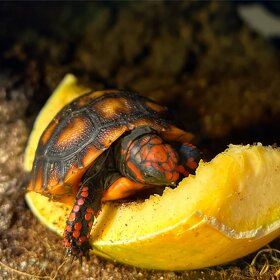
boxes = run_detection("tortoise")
[27,90,202,260]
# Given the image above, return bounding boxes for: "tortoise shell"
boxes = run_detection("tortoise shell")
[28,90,187,204]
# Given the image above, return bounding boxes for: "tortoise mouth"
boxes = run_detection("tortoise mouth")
[134,168,179,187]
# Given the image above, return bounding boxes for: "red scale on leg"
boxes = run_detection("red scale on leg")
[73,230,80,239]
[68,212,76,222]
[64,239,71,249]
[74,222,82,231]
[85,212,93,221]
[77,198,85,205]
[65,225,72,232]
[63,181,103,260]
[86,207,94,213]
[79,236,86,244]
[81,191,88,198]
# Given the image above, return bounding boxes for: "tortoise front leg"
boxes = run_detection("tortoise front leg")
[174,142,202,177]
[103,176,145,201]
[63,179,103,261]
[162,125,202,176]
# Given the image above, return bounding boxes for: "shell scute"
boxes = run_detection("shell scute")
[53,116,92,152]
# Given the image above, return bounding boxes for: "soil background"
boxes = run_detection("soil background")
[0,2,279,279]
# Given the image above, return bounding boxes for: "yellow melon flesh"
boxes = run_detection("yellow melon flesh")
[25,75,280,270]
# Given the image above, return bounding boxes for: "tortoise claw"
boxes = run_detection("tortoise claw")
[79,256,83,266]
[64,248,71,257]
[64,237,92,265]
[70,254,75,265]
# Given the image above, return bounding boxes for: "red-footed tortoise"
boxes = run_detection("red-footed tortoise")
[27,90,202,260]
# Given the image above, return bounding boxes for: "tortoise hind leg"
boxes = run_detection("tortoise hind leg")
[63,179,103,260]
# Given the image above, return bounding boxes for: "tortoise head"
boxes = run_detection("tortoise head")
[117,126,179,186]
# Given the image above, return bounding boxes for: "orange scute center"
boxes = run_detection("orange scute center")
[41,120,59,145]
[55,117,87,149]
[93,97,131,119]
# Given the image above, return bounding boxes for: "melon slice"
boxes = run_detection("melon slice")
[25,74,280,270]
